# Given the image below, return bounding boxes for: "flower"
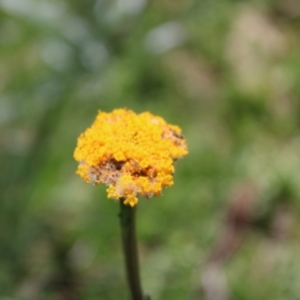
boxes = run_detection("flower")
[74,108,188,206]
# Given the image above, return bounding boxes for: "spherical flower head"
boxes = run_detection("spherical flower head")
[74,108,188,206]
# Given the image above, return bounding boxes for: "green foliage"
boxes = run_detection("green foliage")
[1,0,300,299]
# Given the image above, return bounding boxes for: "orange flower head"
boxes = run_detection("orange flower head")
[74,108,188,206]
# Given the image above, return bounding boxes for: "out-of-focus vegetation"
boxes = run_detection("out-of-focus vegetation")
[1,0,300,299]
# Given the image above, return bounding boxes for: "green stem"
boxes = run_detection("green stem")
[119,199,145,300]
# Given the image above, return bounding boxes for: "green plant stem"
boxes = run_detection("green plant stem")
[119,199,145,300]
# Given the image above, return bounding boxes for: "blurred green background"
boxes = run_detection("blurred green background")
[1,0,300,299]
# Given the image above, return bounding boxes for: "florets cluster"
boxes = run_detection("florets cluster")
[74,108,188,206]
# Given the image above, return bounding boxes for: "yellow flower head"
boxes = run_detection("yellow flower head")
[74,108,188,206]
